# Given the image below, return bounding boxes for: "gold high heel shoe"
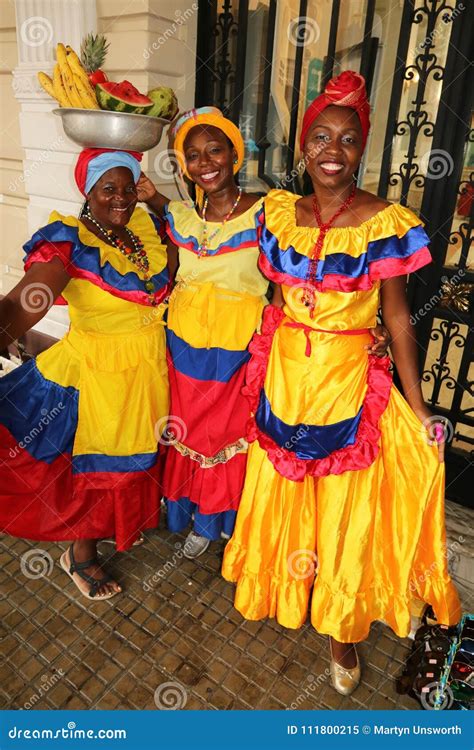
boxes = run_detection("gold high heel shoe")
[329,639,361,696]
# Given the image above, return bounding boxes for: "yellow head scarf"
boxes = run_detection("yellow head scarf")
[172,107,245,207]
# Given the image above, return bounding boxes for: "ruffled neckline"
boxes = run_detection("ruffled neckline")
[24,208,170,307]
[264,189,422,244]
[52,207,154,253]
[169,197,264,226]
[258,190,431,291]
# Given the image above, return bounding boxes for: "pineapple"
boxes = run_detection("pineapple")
[80,33,109,85]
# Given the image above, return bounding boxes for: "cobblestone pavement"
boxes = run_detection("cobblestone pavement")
[1,501,472,712]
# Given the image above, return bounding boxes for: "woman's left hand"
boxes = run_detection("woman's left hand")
[136,173,158,203]
[367,324,391,357]
[412,404,447,463]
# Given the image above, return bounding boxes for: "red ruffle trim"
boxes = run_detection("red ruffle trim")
[24,240,171,307]
[258,245,432,292]
[243,305,393,481]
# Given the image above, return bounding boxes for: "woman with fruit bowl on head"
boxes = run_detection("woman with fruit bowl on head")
[0,148,171,600]
[221,72,461,695]
[137,106,390,560]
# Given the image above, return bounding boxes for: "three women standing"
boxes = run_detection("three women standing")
[0,73,459,699]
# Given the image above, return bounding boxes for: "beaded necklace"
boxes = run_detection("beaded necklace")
[197,186,243,258]
[302,183,357,317]
[82,207,157,305]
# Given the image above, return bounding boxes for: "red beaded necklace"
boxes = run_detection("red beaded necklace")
[302,183,357,317]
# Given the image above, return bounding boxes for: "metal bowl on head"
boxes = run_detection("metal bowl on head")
[53,108,170,151]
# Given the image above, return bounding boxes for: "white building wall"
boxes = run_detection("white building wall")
[0,0,197,338]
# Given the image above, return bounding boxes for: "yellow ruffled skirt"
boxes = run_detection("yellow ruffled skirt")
[222,317,461,643]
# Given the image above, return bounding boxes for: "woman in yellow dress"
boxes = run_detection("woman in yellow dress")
[0,148,170,599]
[222,72,461,694]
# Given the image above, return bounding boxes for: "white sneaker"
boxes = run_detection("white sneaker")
[183,531,211,559]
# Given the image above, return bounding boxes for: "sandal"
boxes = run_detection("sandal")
[60,545,121,600]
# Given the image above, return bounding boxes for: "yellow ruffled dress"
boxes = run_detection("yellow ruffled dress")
[222,190,461,643]
[0,207,170,551]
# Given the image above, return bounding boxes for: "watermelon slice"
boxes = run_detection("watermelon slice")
[96,81,154,115]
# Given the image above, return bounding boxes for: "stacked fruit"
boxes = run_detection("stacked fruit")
[38,33,179,120]
[96,81,178,119]
[38,43,100,109]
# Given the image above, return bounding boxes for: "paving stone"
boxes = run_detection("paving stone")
[46,683,75,708]
[160,652,184,674]
[2,507,471,712]
[18,657,45,681]
[209,687,233,710]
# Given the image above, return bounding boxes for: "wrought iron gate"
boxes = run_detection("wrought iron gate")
[195,0,474,506]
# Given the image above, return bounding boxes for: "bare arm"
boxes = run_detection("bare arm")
[271,283,284,308]
[0,258,70,351]
[166,238,179,280]
[381,275,444,460]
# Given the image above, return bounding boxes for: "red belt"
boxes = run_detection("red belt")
[284,322,370,357]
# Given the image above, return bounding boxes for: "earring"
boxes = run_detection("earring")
[233,157,238,165]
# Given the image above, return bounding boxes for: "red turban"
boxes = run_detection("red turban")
[300,71,371,152]
[74,148,143,196]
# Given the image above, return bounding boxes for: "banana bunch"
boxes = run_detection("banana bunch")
[37,43,99,109]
